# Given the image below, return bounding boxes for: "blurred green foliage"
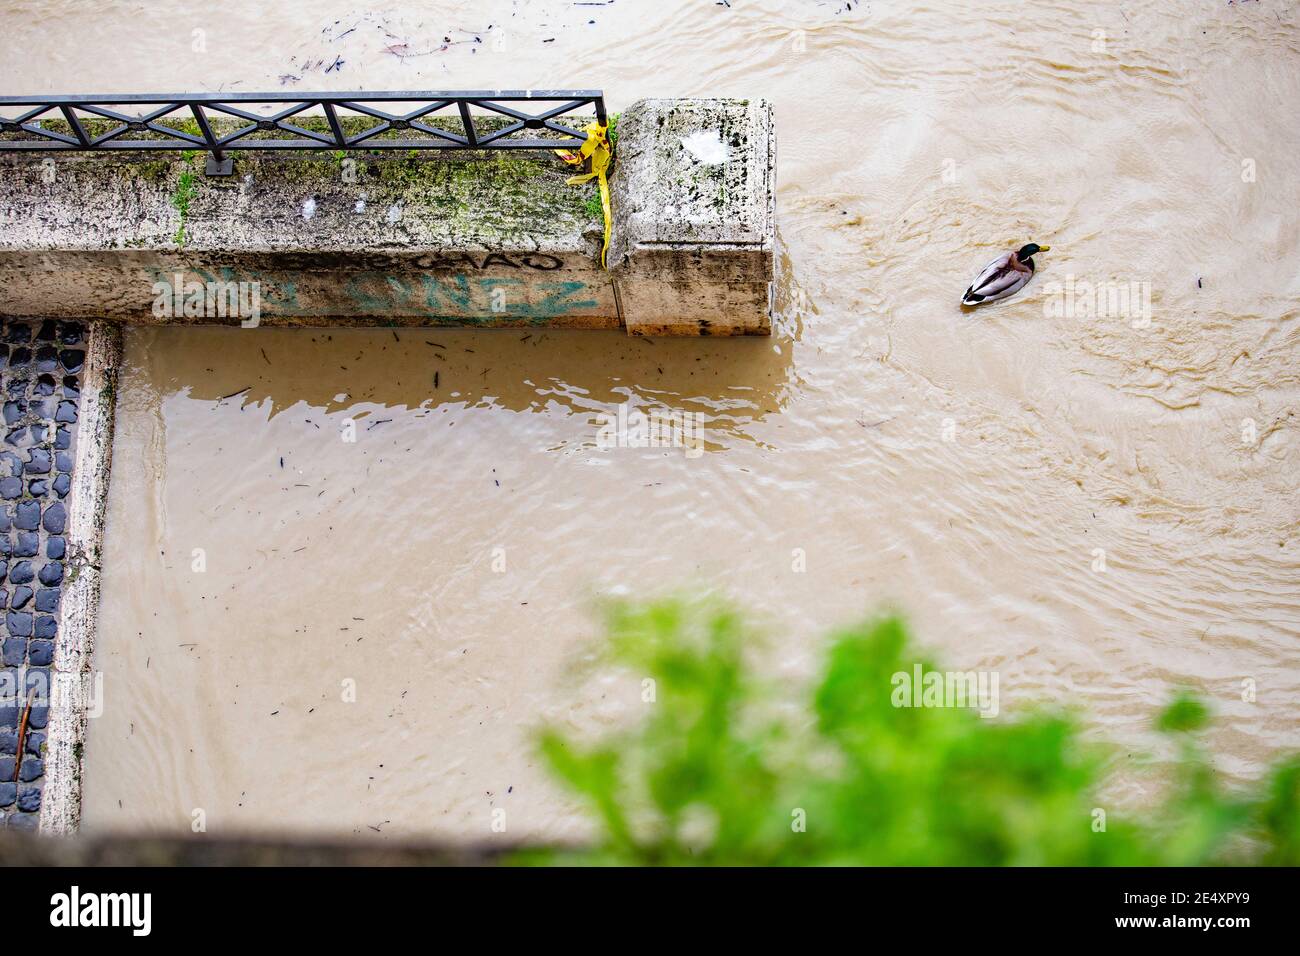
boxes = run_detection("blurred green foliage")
[525,601,1299,865]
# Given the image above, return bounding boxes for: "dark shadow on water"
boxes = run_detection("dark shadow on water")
[129,324,798,451]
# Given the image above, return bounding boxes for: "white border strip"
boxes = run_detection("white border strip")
[39,320,122,835]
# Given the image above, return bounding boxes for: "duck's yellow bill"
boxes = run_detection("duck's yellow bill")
[1039,245,1051,252]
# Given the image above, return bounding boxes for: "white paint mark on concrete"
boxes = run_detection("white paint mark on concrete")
[386,201,403,224]
[302,196,317,220]
[680,130,729,165]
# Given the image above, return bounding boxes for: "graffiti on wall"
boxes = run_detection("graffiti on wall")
[344,272,598,319]
[417,252,566,271]
[148,261,605,322]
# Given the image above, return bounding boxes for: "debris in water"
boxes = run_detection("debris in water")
[14,689,35,782]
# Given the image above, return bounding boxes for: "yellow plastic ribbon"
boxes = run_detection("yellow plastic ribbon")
[556,122,613,268]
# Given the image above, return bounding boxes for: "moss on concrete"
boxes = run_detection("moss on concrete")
[4,152,598,253]
[5,112,606,248]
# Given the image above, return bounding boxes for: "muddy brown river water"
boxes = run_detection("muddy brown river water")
[3,0,1297,841]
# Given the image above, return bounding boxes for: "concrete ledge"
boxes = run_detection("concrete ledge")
[39,321,121,836]
[0,99,775,336]
[1,147,615,328]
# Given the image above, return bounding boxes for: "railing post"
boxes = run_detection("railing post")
[204,150,232,177]
[189,102,233,176]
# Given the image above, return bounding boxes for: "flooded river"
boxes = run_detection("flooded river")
[3,0,1297,841]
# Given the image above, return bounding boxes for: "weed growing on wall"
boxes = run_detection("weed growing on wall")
[170,152,199,247]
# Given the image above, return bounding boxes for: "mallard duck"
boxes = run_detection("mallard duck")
[961,243,1050,306]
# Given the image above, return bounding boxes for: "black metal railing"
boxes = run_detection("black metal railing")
[0,91,606,174]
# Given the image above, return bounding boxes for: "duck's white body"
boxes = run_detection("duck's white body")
[962,250,1037,306]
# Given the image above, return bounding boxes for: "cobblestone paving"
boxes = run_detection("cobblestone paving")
[0,319,84,831]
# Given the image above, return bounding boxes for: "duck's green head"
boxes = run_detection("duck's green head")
[1018,243,1050,260]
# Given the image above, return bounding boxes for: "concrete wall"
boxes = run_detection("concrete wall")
[0,99,774,336]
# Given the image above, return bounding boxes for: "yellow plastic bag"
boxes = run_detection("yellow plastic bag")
[556,122,613,268]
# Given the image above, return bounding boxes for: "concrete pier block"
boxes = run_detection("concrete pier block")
[608,98,776,336]
[0,99,774,335]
